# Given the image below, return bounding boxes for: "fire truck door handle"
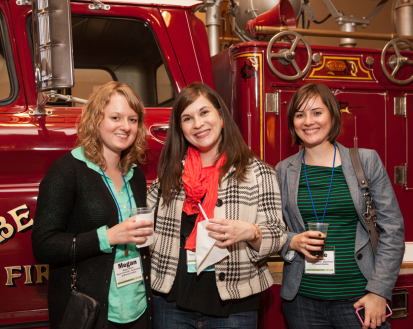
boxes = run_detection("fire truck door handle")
[153,126,169,131]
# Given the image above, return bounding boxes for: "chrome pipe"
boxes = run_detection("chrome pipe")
[206,0,224,57]
[340,22,357,47]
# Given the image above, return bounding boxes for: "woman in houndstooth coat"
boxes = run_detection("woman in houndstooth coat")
[147,82,287,329]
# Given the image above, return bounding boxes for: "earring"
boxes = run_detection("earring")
[221,121,224,128]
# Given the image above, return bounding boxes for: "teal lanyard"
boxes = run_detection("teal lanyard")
[101,168,132,253]
[302,143,336,224]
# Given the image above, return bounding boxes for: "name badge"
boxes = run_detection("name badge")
[186,249,214,273]
[113,257,143,287]
[305,247,335,275]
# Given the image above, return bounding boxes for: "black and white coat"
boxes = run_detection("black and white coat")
[147,158,287,301]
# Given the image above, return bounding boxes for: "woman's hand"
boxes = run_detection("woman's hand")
[206,218,259,249]
[288,230,325,260]
[353,293,387,329]
[106,216,153,246]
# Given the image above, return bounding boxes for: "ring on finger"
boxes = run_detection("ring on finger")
[304,244,307,250]
[222,233,227,242]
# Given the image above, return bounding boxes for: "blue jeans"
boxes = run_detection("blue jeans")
[283,294,391,329]
[153,295,257,329]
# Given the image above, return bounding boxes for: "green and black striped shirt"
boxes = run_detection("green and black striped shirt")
[297,164,367,300]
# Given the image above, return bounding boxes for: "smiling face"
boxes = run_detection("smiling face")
[180,95,223,161]
[99,93,139,158]
[293,95,332,149]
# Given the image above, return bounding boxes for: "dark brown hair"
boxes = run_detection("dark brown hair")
[158,82,258,205]
[287,83,341,146]
[75,81,146,173]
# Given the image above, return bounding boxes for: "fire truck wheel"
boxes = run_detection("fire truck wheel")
[381,38,413,85]
[266,31,312,81]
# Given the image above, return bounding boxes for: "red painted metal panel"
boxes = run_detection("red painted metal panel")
[226,42,413,91]
[258,285,287,329]
[160,8,214,88]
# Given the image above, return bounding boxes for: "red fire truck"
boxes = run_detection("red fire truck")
[0,0,412,328]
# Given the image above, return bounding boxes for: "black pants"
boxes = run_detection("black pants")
[108,310,151,329]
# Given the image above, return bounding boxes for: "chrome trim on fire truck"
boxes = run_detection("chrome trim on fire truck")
[89,0,110,10]
[153,126,169,131]
[395,165,407,186]
[16,0,31,5]
[394,96,407,117]
[266,92,279,115]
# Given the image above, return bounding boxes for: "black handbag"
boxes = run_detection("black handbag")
[350,148,382,256]
[58,238,100,329]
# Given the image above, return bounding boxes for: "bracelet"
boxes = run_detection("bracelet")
[250,224,261,242]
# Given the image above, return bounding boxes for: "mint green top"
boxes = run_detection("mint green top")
[71,147,147,323]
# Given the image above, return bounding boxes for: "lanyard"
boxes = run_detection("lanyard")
[101,168,132,255]
[302,143,336,224]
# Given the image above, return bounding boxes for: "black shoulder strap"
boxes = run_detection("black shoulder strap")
[70,238,77,291]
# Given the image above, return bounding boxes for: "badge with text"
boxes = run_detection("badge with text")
[187,249,214,273]
[305,247,335,275]
[113,257,143,287]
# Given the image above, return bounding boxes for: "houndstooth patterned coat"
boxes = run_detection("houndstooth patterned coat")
[147,158,287,301]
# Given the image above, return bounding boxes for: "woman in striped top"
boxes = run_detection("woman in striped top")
[276,84,404,329]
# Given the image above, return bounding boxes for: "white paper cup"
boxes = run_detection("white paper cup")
[130,207,154,248]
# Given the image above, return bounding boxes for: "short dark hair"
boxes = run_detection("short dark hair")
[157,82,257,205]
[287,83,341,146]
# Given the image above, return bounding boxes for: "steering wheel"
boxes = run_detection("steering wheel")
[266,31,312,81]
[381,38,413,85]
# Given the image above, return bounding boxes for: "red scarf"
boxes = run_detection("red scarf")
[182,146,227,251]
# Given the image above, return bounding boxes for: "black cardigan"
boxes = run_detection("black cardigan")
[32,153,153,329]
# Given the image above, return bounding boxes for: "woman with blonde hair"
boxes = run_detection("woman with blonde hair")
[32,81,153,329]
[147,82,287,328]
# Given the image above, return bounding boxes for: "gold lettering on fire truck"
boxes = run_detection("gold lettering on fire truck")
[35,264,49,284]
[24,265,33,284]
[309,56,373,81]
[8,204,33,232]
[0,204,33,244]
[5,264,49,286]
[5,266,22,286]
[0,216,15,243]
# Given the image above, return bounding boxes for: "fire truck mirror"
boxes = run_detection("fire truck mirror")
[31,0,74,92]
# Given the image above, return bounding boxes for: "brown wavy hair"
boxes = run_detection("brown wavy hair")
[75,81,146,173]
[158,82,258,206]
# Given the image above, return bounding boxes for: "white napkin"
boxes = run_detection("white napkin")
[134,212,154,248]
[195,220,230,275]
